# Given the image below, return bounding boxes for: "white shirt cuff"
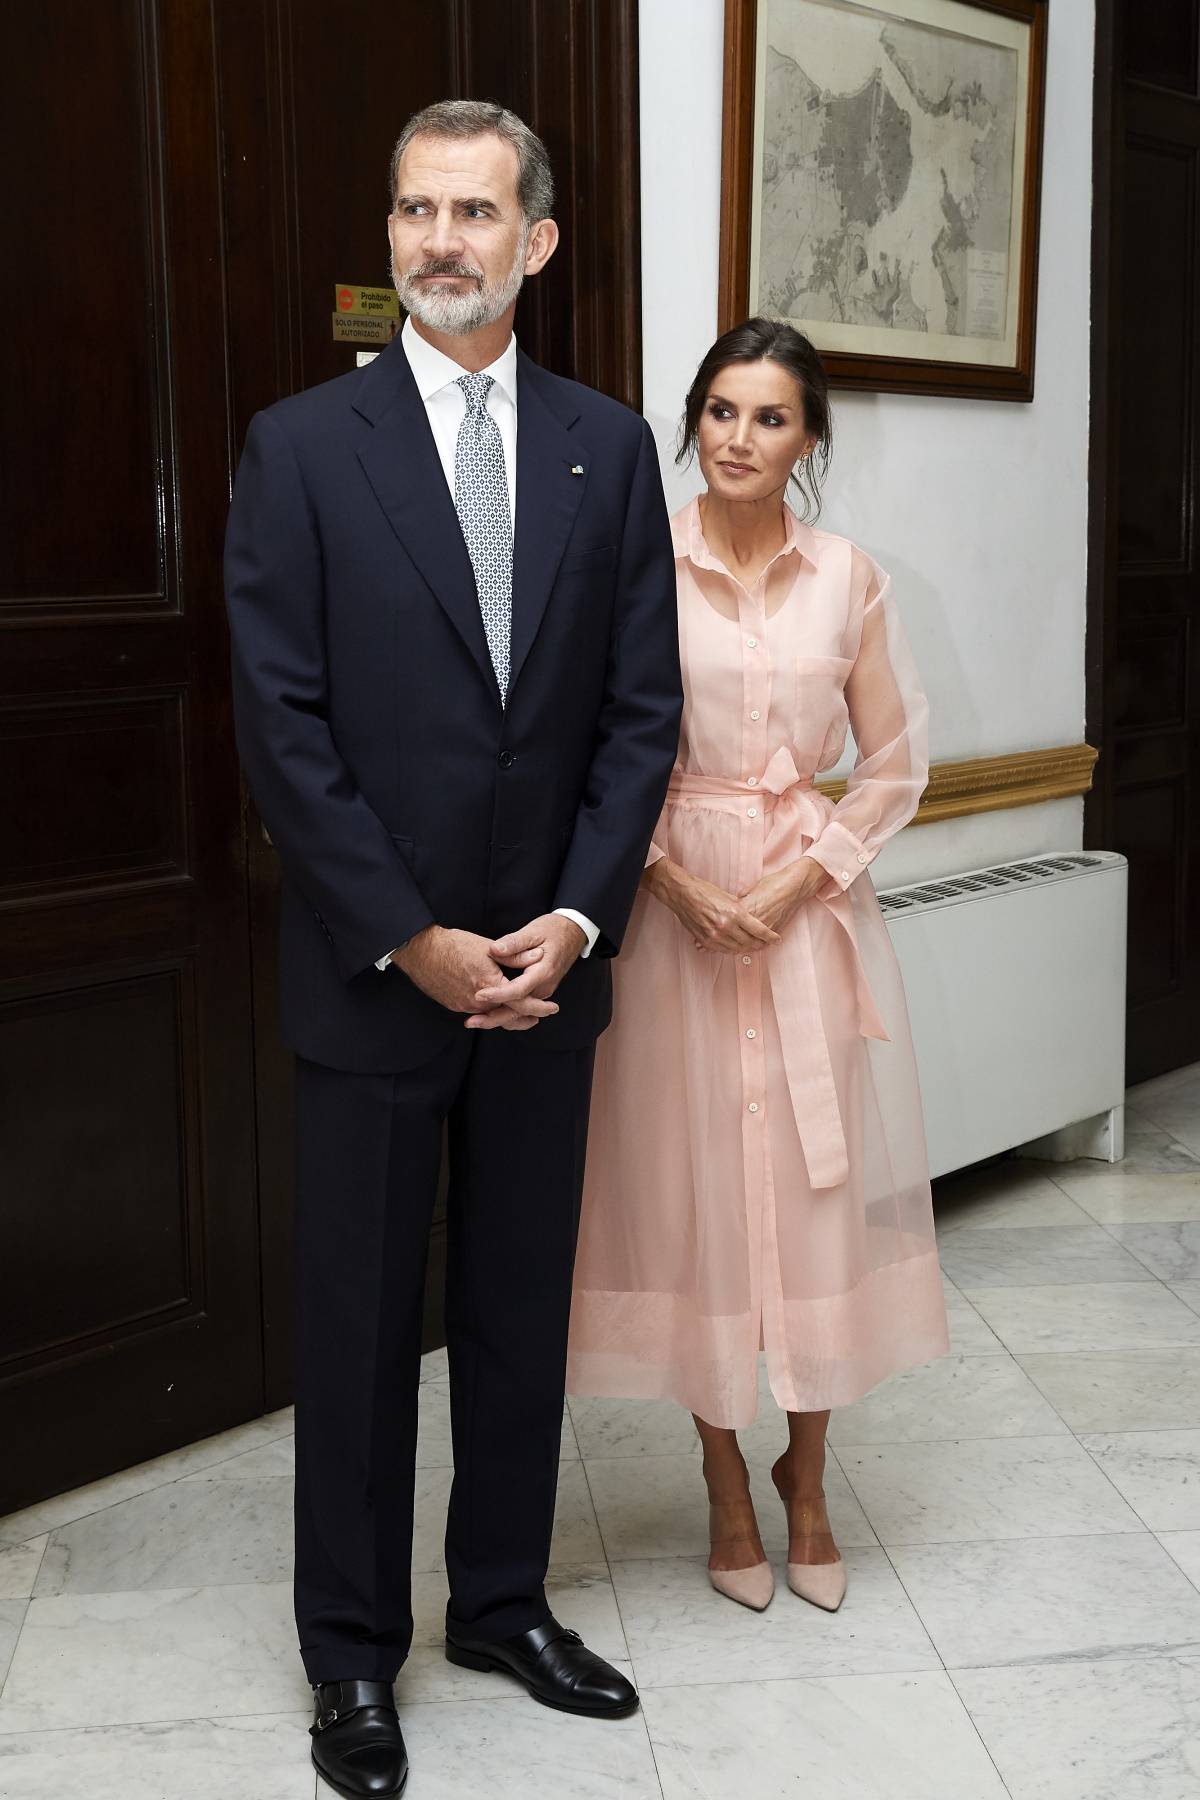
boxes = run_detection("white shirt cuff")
[554,908,600,958]
[375,948,400,971]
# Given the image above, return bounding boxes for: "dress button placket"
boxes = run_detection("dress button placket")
[731,541,801,1415]
[735,569,770,1146]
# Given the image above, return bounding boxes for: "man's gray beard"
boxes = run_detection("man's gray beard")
[394,231,528,335]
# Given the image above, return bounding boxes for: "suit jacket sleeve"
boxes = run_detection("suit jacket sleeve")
[553,418,682,956]
[225,409,436,983]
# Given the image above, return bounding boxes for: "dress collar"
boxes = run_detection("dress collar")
[401,315,518,409]
[672,494,818,574]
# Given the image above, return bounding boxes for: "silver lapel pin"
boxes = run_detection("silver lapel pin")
[570,464,585,476]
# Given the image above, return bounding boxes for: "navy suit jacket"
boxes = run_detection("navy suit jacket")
[224,333,682,1073]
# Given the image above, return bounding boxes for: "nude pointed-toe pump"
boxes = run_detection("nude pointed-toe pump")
[709,1559,776,1611]
[786,1555,846,1612]
[706,1500,775,1611]
[771,1462,846,1612]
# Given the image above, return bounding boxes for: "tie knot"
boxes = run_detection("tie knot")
[457,371,495,414]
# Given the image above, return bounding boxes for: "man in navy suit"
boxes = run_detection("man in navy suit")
[225,100,681,1797]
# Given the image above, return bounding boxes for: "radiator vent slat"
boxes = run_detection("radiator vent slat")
[878,850,1120,915]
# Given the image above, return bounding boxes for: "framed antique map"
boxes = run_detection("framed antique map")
[719,0,1047,399]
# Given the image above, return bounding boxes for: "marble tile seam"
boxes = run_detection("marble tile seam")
[935,1668,1016,1800]
[1073,1431,1200,1528]
[864,1538,953,1680]
[0,1537,49,1602]
[631,1666,978,1698]
[1059,1208,1200,1284]
[571,1455,641,1684]
[1154,1539,1200,1598]
[581,1524,1153,1559]
[825,1424,1118,1449]
[940,1640,1200,1670]
[0,1598,30,1706]
[848,1525,1148,1550]
[1171,1284,1200,1317]
[0,1424,300,1548]
[627,1708,668,1800]
[582,1658,947,1694]
[944,1650,1200,1677]
[1062,1420,1200,1436]
[0,1688,599,1742]
[0,1705,317,1740]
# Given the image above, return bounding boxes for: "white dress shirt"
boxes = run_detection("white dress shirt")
[401,313,519,518]
[375,320,599,970]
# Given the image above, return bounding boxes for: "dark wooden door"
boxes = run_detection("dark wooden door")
[1088,1,1200,1082]
[0,1,261,1513]
[2,0,643,1506]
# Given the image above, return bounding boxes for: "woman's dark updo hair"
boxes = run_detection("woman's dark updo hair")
[677,317,833,521]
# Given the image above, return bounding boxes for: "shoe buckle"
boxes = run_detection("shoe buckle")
[315,1706,339,1732]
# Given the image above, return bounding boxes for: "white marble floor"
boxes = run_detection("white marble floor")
[3,1066,1200,1798]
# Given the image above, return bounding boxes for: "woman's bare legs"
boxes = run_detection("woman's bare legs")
[771,1409,839,1565]
[692,1415,766,1572]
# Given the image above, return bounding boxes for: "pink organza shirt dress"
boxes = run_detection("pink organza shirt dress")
[567,498,949,1428]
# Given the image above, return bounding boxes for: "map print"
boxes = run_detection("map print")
[757,1,1018,343]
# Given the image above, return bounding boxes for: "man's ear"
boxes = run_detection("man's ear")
[524,217,560,277]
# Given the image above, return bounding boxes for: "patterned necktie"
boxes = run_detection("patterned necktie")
[453,371,513,704]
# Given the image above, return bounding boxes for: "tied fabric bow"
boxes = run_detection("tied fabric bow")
[667,744,889,1189]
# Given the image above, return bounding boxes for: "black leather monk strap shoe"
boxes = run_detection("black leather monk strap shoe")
[444,1614,640,1717]
[310,1680,408,1798]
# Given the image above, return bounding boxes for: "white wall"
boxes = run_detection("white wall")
[639,0,1095,886]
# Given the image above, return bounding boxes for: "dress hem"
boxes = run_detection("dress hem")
[567,1250,951,1430]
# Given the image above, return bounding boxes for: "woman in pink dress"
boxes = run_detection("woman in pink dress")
[567,319,949,1613]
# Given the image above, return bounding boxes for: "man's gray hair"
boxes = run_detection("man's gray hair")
[389,100,555,225]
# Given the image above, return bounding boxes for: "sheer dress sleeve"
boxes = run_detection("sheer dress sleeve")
[644,813,668,869]
[803,557,929,898]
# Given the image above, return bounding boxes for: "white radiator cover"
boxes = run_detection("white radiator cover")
[881,851,1128,1180]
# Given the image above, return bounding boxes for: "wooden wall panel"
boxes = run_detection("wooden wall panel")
[1116,137,1194,569]
[0,971,194,1371]
[0,694,186,899]
[1115,779,1185,1000]
[0,0,174,612]
[1123,0,1199,95]
[1112,617,1190,734]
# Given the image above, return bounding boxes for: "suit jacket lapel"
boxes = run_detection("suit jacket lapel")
[353,339,501,706]
[510,353,587,697]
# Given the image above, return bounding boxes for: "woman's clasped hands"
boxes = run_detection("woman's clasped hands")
[645,854,827,953]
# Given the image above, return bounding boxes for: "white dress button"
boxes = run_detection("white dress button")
[747,776,758,787]
[747,807,758,818]
[746,636,757,648]
[750,709,760,721]
[841,870,850,881]
[857,852,868,863]
[746,1028,757,1039]
[741,956,752,965]
[747,1102,759,1114]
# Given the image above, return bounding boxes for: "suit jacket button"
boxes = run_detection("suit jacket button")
[498,750,515,769]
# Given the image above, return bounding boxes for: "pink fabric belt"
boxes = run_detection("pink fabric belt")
[665,746,888,1189]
